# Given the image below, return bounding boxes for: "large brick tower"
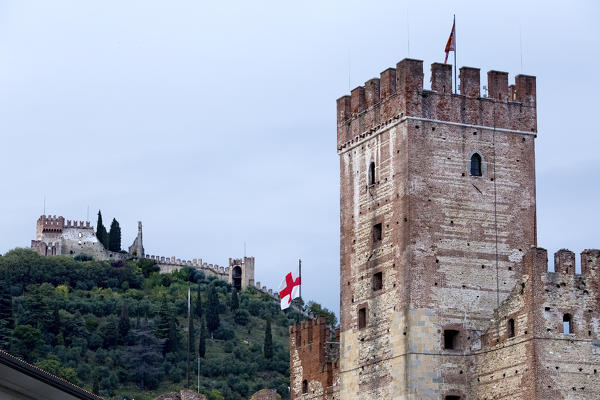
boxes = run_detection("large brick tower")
[336,60,537,399]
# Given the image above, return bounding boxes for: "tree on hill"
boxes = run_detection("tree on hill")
[195,284,203,318]
[230,290,239,311]
[206,285,220,335]
[119,302,130,342]
[124,320,164,390]
[199,316,207,358]
[263,318,273,359]
[95,211,108,248]
[0,288,13,350]
[108,218,121,252]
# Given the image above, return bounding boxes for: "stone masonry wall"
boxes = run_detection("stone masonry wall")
[337,59,537,399]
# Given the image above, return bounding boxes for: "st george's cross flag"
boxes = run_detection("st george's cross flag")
[279,272,301,310]
[444,17,456,64]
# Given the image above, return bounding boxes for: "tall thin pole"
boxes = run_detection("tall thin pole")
[43,196,46,215]
[186,285,190,388]
[197,356,200,393]
[453,14,457,94]
[298,259,302,300]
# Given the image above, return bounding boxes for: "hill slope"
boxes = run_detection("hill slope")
[0,249,312,400]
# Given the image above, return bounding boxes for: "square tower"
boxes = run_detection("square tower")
[337,59,537,399]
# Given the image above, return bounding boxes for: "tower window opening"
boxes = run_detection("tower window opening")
[470,153,482,176]
[508,318,515,338]
[372,272,383,291]
[443,329,460,350]
[373,223,382,242]
[563,314,572,334]
[358,307,367,329]
[302,379,308,394]
[368,161,376,186]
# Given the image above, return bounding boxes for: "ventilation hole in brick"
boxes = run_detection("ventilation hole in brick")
[556,366,559,370]
[481,265,485,269]
[548,386,551,389]
[594,370,597,374]
[447,157,451,160]
[545,307,551,311]
[473,131,477,135]
[404,217,408,222]
[515,370,518,374]
[477,378,480,382]
[556,284,560,288]
[450,220,454,224]
[462,285,466,289]
[503,373,505,378]
[467,243,470,246]
[517,159,520,162]
[547,328,551,332]
[460,370,463,374]
[435,282,438,286]
[579,368,583,372]
[428,199,432,201]
[523,137,526,142]
[415,125,419,129]
[490,178,494,181]
[589,330,592,336]
[524,330,528,334]
[584,290,589,294]
[508,266,512,271]
[348,281,350,285]
[467,336,470,340]
[432,127,436,131]
[397,150,400,154]
[462,172,465,176]
[572,387,576,391]
[436,259,439,263]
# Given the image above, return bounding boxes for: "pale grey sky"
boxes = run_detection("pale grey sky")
[1,1,598,314]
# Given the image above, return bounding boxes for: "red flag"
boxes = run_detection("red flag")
[444,19,456,64]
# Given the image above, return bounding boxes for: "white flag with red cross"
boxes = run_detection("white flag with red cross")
[278,271,301,310]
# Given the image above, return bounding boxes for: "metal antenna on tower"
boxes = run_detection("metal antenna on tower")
[519,25,524,73]
[406,7,410,56]
[43,196,46,215]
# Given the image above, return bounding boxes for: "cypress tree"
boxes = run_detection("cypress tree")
[119,302,130,341]
[155,297,170,340]
[108,218,121,252]
[165,315,179,354]
[230,290,239,311]
[205,285,220,334]
[188,314,196,358]
[198,316,206,358]
[263,318,273,359]
[195,285,203,319]
[96,211,108,248]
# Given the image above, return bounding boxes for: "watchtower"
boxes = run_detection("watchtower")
[337,59,537,399]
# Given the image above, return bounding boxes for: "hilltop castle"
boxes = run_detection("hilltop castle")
[30,215,268,294]
[289,59,600,399]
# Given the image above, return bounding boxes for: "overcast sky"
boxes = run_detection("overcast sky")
[1,1,598,315]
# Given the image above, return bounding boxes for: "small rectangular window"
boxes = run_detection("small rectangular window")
[358,307,367,329]
[443,329,460,350]
[563,314,572,334]
[373,223,382,242]
[445,396,461,400]
[508,318,515,338]
[372,272,383,291]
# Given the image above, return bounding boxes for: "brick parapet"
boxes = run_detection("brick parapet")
[289,317,340,400]
[336,58,537,152]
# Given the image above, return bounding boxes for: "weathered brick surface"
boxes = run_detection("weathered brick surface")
[337,58,537,399]
[289,317,340,400]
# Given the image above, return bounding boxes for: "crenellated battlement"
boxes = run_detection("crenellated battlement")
[144,254,230,274]
[525,247,600,278]
[64,220,93,229]
[37,215,65,231]
[337,58,537,152]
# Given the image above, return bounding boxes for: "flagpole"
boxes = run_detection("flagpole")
[298,259,302,301]
[186,285,190,388]
[453,14,457,94]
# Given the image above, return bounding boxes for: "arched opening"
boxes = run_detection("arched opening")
[232,266,242,291]
[302,379,308,394]
[508,318,515,338]
[470,153,482,176]
[368,161,375,186]
[563,314,572,334]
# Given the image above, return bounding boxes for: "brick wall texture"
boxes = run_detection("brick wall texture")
[290,57,600,399]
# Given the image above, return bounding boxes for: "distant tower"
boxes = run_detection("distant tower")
[228,257,255,291]
[128,221,145,258]
[336,59,537,398]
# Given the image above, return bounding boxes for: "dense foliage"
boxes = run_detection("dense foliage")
[0,249,310,400]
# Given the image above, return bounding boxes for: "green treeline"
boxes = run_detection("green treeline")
[0,249,308,400]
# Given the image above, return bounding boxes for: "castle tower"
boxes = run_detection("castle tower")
[337,60,537,399]
[128,221,145,258]
[228,256,255,291]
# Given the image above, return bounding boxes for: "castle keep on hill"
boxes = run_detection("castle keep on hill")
[289,59,600,399]
[30,215,268,294]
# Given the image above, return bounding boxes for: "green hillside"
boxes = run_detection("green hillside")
[0,249,331,400]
